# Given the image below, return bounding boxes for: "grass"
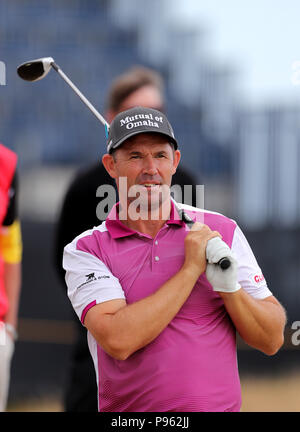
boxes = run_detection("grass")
[240,372,300,412]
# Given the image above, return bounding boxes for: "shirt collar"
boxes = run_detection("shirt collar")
[105,201,185,239]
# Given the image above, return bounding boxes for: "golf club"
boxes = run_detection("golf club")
[171,197,231,270]
[17,57,110,133]
[17,57,230,270]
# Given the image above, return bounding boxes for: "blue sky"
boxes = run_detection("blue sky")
[168,0,300,106]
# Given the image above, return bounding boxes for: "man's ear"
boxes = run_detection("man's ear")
[102,153,117,179]
[172,150,181,174]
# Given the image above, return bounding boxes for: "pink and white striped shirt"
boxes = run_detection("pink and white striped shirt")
[63,201,272,412]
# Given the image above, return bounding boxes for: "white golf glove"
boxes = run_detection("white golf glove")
[205,237,241,293]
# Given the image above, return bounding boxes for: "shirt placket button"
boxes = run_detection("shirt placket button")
[154,240,159,263]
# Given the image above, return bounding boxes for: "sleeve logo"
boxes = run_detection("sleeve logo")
[254,274,265,284]
[85,273,97,282]
[76,273,110,290]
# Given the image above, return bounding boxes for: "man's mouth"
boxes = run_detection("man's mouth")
[140,183,162,192]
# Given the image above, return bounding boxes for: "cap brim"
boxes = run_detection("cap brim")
[108,130,178,153]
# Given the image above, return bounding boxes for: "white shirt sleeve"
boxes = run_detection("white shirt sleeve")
[231,224,273,299]
[63,238,126,324]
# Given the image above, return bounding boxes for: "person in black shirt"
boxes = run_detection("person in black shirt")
[54,66,198,412]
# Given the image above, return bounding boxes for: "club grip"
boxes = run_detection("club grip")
[218,257,231,270]
[181,211,231,270]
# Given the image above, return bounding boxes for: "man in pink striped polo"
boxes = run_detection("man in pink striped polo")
[63,107,286,412]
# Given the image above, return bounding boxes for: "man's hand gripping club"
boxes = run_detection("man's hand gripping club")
[185,223,241,293]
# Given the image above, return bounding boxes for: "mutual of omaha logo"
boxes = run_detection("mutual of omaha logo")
[119,113,164,130]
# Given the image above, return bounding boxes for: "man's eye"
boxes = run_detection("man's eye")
[130,155,141,159]
[157,154,166,158]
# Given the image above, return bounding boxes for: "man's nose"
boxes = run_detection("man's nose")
[142,155,158,175]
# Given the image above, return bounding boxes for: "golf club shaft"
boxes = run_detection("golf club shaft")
[50,62,110,129]
[171,197,231,270]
